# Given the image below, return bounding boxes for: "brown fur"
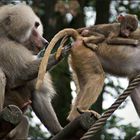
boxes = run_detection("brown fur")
[77,23,140,119]
[68,14,139,121]
[67,39,105,121]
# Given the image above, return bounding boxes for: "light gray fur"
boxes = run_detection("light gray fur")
[0,4,63,139]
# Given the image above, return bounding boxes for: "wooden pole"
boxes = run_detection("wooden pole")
[0,105,22,139]
[51,112,97,140]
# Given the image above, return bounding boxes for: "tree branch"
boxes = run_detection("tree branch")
[51,112,97,140]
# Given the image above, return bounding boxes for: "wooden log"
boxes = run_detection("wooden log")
[0,105,22,139]
[51,112,97,140]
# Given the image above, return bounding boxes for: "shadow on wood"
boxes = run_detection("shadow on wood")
[51,112,97,140]
[0,105,22,139]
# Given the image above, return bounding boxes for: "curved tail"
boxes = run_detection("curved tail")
[36,28,80,90]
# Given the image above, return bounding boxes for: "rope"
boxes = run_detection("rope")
[81,74,140,140]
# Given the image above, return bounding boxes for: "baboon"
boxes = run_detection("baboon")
[0,4,70,139]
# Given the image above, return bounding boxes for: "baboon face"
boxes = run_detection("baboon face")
[0,4,48,54]
[118,14,138,37]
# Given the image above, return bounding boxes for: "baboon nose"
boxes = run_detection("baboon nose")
[42,38,49,47]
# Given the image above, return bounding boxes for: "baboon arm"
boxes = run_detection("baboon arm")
[31,92,62,135]
[25,53,59,80]
[18,45,71,85]
[9,53,59,89]
[107,37,138,46]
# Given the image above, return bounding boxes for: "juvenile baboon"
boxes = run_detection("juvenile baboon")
[78,14,139,51]
[67,39,104,121]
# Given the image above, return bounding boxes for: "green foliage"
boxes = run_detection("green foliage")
[27,110,49,139]
[51,58,72,127]
[29,124,48,139]
[102,115,139,140]
[115,1,140,18]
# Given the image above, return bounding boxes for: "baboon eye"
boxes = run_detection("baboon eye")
[35,22,40,28]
